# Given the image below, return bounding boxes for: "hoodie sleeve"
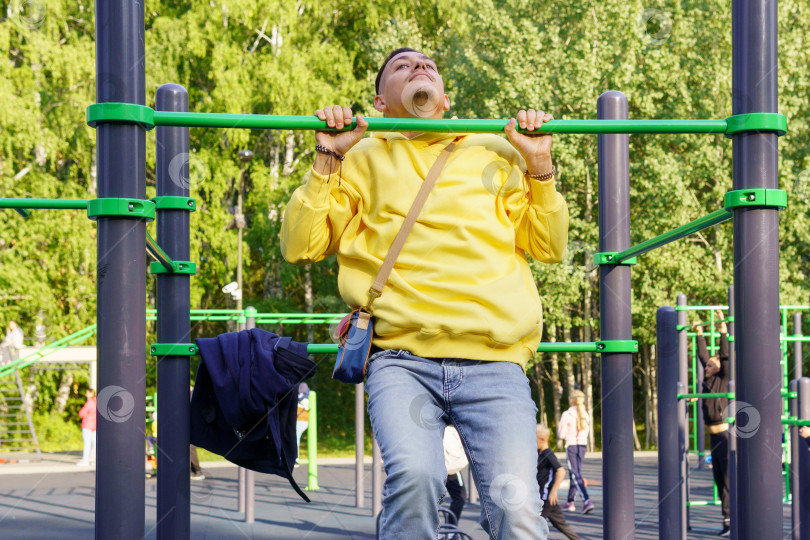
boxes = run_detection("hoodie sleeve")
[502,172,569,263]
[280,167,362,265]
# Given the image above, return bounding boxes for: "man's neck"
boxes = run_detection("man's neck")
[538,445,549,452]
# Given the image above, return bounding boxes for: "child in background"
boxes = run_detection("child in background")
[77,388,96,467]
[536,424,581,539]
[558,389,594,514]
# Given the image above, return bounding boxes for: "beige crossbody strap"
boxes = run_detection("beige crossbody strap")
[366,136,461,309]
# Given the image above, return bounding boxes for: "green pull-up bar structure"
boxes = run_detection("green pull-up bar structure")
[86,101,787,136]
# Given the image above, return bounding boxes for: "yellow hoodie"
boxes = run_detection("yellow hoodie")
[281,132,569,368]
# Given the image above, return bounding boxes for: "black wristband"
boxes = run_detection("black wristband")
[315,144,345,161]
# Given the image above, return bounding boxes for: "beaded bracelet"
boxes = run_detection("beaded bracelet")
[315,144,345,161]
[525,165,556,181]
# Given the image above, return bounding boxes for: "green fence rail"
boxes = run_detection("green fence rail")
[0,324,97,378]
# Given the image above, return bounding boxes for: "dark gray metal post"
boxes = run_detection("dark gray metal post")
[795,313,803,380]
[790,379,800,540]
[731,1,782,538]
[155,83,191,540]
[597,90,634,539]
[676,294,689,534]
[657,306,683,540]
[799,377,810,540]
[727,286,738,540]
[356,383,365,508]
[94,2,146,538]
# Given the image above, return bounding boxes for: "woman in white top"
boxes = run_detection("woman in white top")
[557,390,594,514]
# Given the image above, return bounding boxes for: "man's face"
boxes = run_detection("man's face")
[706,357,720,377]
[374,51,450,119]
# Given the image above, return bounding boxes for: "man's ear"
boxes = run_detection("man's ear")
[443,94,450,111]
[374,95,387,113]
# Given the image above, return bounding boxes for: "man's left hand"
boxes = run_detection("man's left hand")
[504,109,554,177]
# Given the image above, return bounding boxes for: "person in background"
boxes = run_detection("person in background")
[0,321,25,366]
[558,389,594,514]
[536,424,581,540]
[77,388,96,467]
[295,382,310,464]
[696,311,731,537]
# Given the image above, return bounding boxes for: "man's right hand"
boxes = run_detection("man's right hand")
[313,106,368,175]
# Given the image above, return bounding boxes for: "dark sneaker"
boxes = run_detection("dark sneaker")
[718,524,730,537]
[582,500,595,514]
[560,501,576,512]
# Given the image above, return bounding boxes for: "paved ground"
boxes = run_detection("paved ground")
[0,451,795,539]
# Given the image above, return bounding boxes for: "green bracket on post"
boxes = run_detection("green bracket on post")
[87,103,156,130]
[150,343,199,356]
[149,261,197,275]
[87,198,156,221]
[152,196,196,211]
[596,340,638,354]
[723,188,787,210]
[593,252,638,266]
[724,112,787,137]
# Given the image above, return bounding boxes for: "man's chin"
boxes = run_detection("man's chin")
[402,84,442,118]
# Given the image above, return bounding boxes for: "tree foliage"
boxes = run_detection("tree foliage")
[1,0,808,449]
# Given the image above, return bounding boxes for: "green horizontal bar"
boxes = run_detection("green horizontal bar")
[0,198,89,210]
[307,344,339,354]
[537,342,601,353]
[782,418,810,427]
[615,208,731,263]
[151,112,730,134]
[678,392,735,399]
[780,336,810,342]
[150,343,197,356]
[687,500,722,507]
[675,305,729,311]
[536,341,637,353]
[782,390,798,398]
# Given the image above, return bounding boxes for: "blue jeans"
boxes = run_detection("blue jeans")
[565,445,590,503]
[366,349,548,540]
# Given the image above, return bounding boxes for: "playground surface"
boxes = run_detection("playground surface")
[0,451,793,539]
